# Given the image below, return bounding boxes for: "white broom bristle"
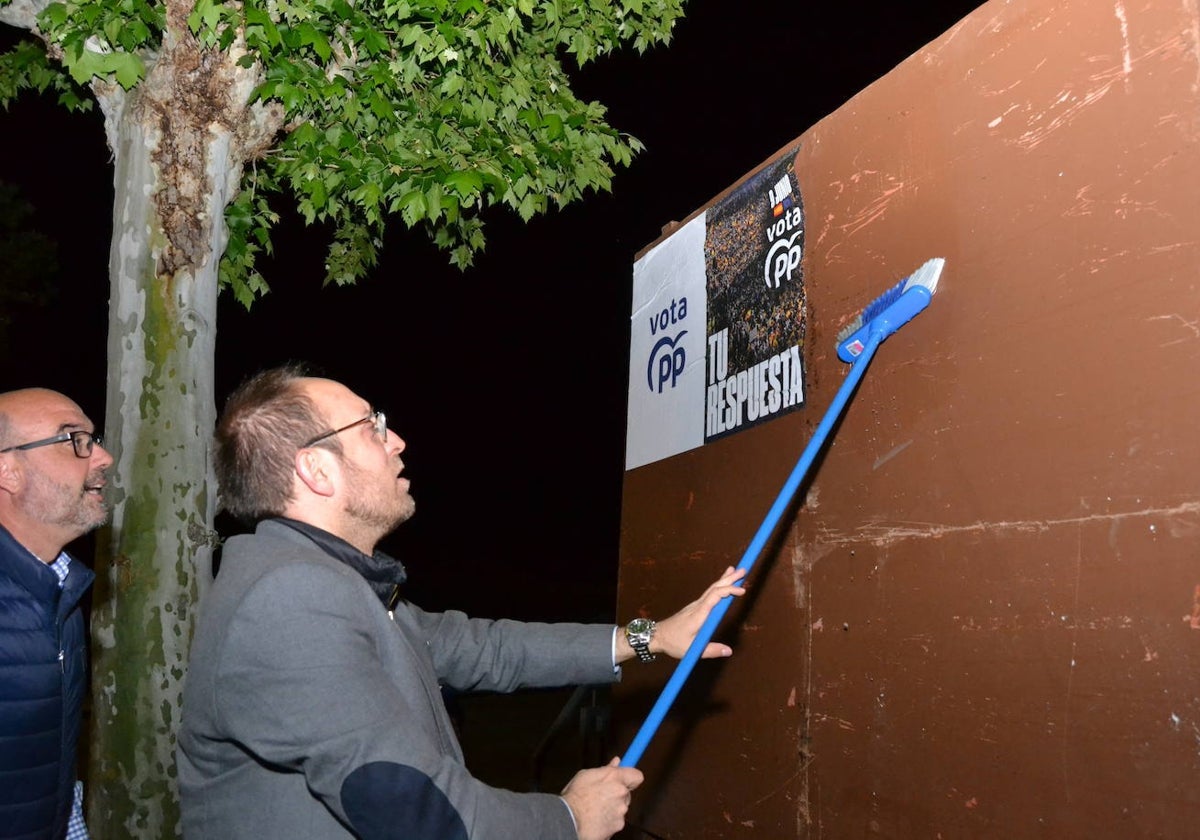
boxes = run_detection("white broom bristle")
[902,257,945,295]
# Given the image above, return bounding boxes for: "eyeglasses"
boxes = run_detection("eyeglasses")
[0,430,103,459]
[301,410,387,449]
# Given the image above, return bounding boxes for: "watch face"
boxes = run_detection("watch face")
[628,618,653,636]
[626,618,656,661]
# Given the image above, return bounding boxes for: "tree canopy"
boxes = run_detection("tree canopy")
[1,0,684,305]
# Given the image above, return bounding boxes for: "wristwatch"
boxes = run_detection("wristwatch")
[625,617,657,662]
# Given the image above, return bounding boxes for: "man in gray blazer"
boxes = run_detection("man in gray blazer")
[178,365,745,840]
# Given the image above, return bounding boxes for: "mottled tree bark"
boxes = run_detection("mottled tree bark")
[88,93,218,840]
[82,14,282,836]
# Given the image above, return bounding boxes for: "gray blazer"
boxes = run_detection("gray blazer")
[178,520,619,839]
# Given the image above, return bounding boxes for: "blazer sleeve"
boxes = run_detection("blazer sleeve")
[407,605,620,694]
[211,561,577,840]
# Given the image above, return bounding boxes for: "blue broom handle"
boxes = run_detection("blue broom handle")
[619,329,884,768]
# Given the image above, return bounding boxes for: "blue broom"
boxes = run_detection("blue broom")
[620,257,945,768]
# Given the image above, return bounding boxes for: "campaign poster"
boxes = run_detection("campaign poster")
[625,213,709,471]
[626,152,806,471]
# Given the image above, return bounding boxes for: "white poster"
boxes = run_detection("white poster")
[625,213,708,471]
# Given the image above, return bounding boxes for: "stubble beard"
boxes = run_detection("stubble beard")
[341,461,415,542]
[22,467,111,541]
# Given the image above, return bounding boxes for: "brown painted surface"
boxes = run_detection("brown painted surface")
[614,0,1200,836]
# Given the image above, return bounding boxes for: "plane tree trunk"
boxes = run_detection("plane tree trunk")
[85,15,281,836]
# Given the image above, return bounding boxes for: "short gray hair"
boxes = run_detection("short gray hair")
[214,365,339,522]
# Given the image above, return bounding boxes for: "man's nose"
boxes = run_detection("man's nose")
[387,428,405,454]
[92,443,115,468]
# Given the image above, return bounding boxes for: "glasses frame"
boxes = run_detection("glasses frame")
[301,410,387,449]
[0,430,103,459]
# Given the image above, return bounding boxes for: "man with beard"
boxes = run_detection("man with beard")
[178,365,745,840]
[0,388,113,840]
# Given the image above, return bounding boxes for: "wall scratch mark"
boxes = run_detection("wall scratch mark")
[1181,0,1200,95]
[1052,247,1137,283]
[954,614,1135,632]
[1114,0,1133,93]
[873,440,913,471]
[1011,32,1193,152]
[820,168,922,261]
[1063,185,1166,220]
[1061,529,1083,804]
[793,540,837,599]
[813,501,1200,547]
[1148,313,1200,347]
[812,712,856,731]
[748,766,806,811]
[798,541,816,832]
[1014,68,1121,150]
[836,180,907,238]
[1184,585,1200,629]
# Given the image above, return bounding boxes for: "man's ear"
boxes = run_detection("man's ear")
[294,448,337,498]
[0,455,22,495]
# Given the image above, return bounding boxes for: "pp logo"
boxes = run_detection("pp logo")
[764,231,802,289]
[646,331,687,393]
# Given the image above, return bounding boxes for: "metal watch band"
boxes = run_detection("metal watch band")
[625,618,657,662]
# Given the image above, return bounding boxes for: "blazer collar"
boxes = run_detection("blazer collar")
[263,517,407,606]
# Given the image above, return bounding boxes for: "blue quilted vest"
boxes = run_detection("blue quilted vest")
[0,524,94,840]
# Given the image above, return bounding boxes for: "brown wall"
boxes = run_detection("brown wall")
[614,0,1200,836]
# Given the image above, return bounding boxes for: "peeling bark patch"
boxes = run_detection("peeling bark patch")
[113,553,136,592]
[137,29,273,278]
[186,518,221,550]
[147,46,230,276]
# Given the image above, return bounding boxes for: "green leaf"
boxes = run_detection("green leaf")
[517,193,537,221]
[245,6,282,47]
[399,24,422,47]
[424,184,443,222]
[518,108,539,129]
[395,190,427,225]
[187,0,220,34]
[40,3,68,28]
[439,72,464,96]
[358,27,389,56]
[296,23,333,62]
[444,170,483,197]
[103,19,123,45]
[304,177,328,210]
[111,52,144,89]
[368,92,393,121]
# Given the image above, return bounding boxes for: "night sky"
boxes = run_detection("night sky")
[0,1,983,623]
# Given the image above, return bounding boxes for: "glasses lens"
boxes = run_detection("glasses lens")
[373,412,387,442]
[72,432,96,458]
